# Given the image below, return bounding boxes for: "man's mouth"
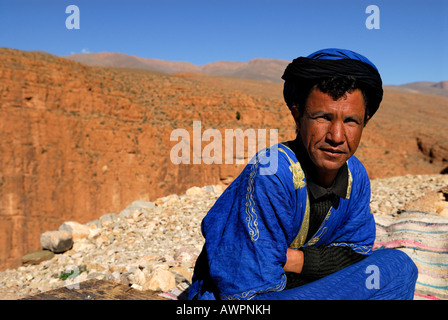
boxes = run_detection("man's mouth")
[320,148,345,156]
[321,148,344,153]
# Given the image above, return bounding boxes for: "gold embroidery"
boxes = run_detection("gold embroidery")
[306,227,327,246]
[346,167,353,199]
[278,147,305,190]
[305,206,332,246]
[297,165,353,247]
[245,149,268,242]
[329,243,372,254]
[291,163,306,189]
[277,146,309,248]
[289,193,310,249]
[223,274,287,300]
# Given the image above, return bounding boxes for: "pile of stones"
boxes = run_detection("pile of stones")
[1,174,448,300]
[0,185,223,299]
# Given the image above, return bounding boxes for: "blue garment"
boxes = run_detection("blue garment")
[252,248,418,300]
[188,144,417,300]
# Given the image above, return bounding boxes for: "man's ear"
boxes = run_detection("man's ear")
[364,115,371,127]
[291,106,301,134]
[291,105,301,123]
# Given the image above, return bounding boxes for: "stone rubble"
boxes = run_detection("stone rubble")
[1,175,448,300]
[369,174,448,216]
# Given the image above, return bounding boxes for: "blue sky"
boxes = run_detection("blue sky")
[0,0,446,85]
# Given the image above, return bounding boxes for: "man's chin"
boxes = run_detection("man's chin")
[315,159,347,173]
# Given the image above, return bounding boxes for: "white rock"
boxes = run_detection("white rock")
[133,268,147,287]
[71,241,95,252]
[99,213,120,226]
[59,221,91,240]
[186,186,205,196]
[144,268,176,292]
[131,283,143,291]
[40,230,73,253]
[131,200,155,211]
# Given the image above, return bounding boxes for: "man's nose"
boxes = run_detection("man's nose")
[326,120,345,145]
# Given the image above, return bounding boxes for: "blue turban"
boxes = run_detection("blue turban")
[282,48,383,118]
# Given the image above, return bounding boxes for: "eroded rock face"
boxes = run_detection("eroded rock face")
[0,49,291,270]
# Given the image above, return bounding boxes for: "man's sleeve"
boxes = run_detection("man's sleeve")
[300,246,367,279]
[203,150,297,300]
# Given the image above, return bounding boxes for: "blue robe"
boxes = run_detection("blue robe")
[188,143,417,300]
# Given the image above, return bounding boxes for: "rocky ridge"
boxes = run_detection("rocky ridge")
[0,48,292,270]
[1,174,448,300]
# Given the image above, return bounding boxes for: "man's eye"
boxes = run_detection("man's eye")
[345,118,360,125]
[317,115,331,121]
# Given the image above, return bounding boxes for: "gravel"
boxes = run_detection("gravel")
[0,174,447,300]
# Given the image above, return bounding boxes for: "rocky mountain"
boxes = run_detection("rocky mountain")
[63,52,199,74]
[67,52,448,100]
[386,81,448,98]
[0,47,447,271]
[63,52,289,83]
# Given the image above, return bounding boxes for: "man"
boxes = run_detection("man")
[188,48,418,300]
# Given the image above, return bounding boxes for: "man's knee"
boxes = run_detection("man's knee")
[371,248,417,278]
[393,249,418,278]
[367,248,418,298]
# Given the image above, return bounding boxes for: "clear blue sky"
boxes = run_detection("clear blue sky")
[0,0,446,85]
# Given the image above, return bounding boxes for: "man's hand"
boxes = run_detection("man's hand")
[284,248,304,274]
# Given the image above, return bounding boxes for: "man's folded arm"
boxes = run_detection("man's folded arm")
[206,153,297,299]
[300,246,367,279]
[284,246,366,279]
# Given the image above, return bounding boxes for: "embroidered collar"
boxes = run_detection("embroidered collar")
[283,137,348,200]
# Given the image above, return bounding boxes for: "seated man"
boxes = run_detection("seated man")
[188,48,418,300]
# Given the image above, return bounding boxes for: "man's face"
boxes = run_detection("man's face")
[294,88,368,186]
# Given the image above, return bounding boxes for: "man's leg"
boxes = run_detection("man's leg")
[252,248,418,300]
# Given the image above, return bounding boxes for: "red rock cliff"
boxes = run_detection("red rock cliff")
[0,49,293,269]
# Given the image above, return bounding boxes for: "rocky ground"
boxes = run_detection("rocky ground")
[1,174,448,300]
